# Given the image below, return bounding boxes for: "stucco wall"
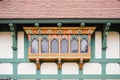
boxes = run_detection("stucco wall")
[0,31,119,79]
[0,32,13,58]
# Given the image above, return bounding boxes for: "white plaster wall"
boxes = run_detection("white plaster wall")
[18,63,36,75]
[41,63,57,74]
[106,63,120,74]
[17,32,24,58]
[83,63,101,74]
[95,32,102,58]
[62,63,79,75]
[0,32,13,58]
[106,32,119,58]
[0,63,13,74]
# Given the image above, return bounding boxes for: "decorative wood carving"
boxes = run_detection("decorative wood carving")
[36,58,40,70]
[79,58,83,69]
[23,26,96,70]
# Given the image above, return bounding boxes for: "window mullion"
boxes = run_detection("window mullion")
[49,35,51,54]
[58,35,60,54]
[68,34,70,54]
[78,35,80,54]
[39,36,41,54]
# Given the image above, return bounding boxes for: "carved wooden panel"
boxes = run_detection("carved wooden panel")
[23,27,96,70]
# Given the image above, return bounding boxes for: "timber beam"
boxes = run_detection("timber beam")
[9,23,17,50]
[102,23,111,50]
[0,19,120,24]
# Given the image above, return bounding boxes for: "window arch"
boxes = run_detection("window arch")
[51,38,58,53]
[71,38,78,53]
[80,38,88,53]
[31,38,39,53]
[61,38,68,53]
[41,38,49,53]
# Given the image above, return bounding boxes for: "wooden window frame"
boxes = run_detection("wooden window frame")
[61,38,68,53]
[23,27,96,70]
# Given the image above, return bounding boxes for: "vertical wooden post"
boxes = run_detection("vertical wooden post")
[58,58,61,69]
[79,58,83,69]
[36,58,40,70]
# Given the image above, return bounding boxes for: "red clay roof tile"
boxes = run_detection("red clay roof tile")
[0,0,120,18]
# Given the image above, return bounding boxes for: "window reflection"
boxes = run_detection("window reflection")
[80,38,88,53]
[51,39,58,53]
[71,39,78,53]
[31,38,39,53]
[41,38,48,53]
[61,39,68,53]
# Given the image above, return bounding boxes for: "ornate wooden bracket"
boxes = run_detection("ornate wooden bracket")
[79,58,83,69]
[58,58,62,69]
[102,23,111,50]
[9,23,17,50]
[36,57,40,70]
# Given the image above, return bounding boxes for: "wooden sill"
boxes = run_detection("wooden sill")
[28,53,90,70]
[29,53,90,60]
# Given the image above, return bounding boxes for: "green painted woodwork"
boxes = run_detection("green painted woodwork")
[80,23,85,27]
[91,33,95,59]
[57,23,62,27]
[0,20,120,79]
[102,23,111,50]
[0,59,120,63]
[24,33,29,60]
[0,75,120,79]
[35,23,39,27]
[9,23,17,50]
[0,19,120,24]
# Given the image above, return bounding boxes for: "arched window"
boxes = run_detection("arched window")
[41,38,48,53]
[80,38,88,53]
[51,38,58,53]
[31,38,39,53]
[61,39,68,53]
[71,38,78,53]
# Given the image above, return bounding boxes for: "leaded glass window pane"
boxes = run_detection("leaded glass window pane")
[61,39,68,53]
[31,39,39,53]
[41,38,48,53]
[80,38,88,53]
[51,39,58,53]
[71,39,78,53]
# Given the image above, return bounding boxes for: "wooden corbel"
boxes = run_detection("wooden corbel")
[36,58,40,70]
[79,58,83,69]
[58,58,62,69]
[102,23,111,50]
[9,23,17,50]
